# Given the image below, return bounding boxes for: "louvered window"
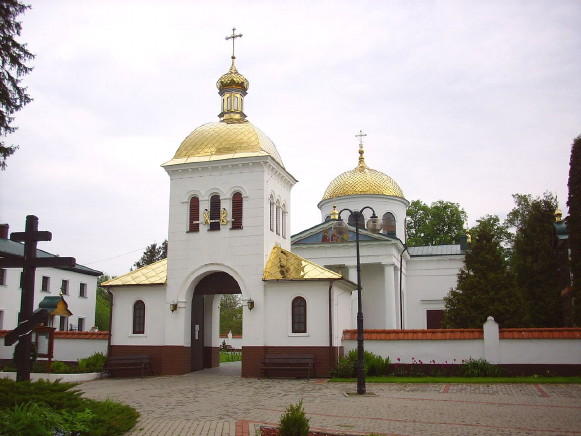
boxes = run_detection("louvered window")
[209,195,221,230]
[189,196,200,232]
[269,195,275,231]
[231,192,243,229]
[276,201,281,235]
[292,297,307,333]
[348,212,365,230]
[133,300,145,334]
[382,212,396,236]
[282,204,287,238]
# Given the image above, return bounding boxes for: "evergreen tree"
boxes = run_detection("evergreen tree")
[406,200,467,246]
[219,294,242,335]
[132,240,167,270]
[0,0,34,169]
[506,193,561,327]
[95,275,112,331]
[444,215,528,328]
[568,135,581,326]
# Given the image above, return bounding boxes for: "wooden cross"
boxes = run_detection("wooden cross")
[225,27,243,58]
[355,130,367,147]
[0,215,75,381]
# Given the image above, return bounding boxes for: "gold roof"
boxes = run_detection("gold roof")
[217,58,249,92]
[322,144,404,200]
[263,245,343,281]
[163,121,284,167]
[101,259,167,287]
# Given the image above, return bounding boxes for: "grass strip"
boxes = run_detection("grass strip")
[331,376,581,384]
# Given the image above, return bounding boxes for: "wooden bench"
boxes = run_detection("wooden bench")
[102,355,152,378]
[260,354,315,380]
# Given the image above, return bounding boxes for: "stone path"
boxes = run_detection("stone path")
[78,362,581,435]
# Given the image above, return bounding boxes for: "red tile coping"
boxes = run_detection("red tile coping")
[342,328,581,341]
[219,333,243,339]
[0,330,108,340]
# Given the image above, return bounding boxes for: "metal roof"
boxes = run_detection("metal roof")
[408,244,464,257]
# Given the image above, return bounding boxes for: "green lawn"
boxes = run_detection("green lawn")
[220,351,242,362]
[331,376,581,384]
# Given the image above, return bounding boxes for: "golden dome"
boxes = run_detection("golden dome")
[163,121,284,167]
[217,58,249,92]
[322,145,404,200]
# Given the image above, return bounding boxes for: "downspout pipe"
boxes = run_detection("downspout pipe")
[397,238,409,330]
[328,280,333,375]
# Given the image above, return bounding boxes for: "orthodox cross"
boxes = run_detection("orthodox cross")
[0,215,75,381]
[355,130,367,147]
[225,27,243,58]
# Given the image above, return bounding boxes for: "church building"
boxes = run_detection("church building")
[102,36,465,377]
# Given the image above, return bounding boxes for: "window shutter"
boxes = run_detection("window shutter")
[231,192,243,229]
[210,195,221,230]
[189,196,200,232]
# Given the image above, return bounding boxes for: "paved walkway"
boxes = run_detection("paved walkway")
[79,362,581,435]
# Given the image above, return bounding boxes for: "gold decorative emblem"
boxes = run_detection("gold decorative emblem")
[220,208,229,225]
[203,209,210,225]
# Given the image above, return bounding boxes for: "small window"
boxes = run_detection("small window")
[0,268,6,286]
[292,297,307,333]
[61,279,69,295]
[59,316,67,331]
[382,212,396,236]
[133,300,145,334]
[348,212,365,229]
[269,195,275,231]
[282,204,287,238]
[77,317,85,332]
[276,200,281,235]
[209,194,221,231]
[41,276,50,292]
[189,196,200,232]
[427,310,444,329]
[79,283,87,298]
[231,192,243,229]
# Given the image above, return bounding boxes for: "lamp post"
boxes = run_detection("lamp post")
[331,205,382,394]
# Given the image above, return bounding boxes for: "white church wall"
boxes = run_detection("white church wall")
[333,284,354,346]
[405,256,463,329]
[110,285,166,346]
[0,266,99,332]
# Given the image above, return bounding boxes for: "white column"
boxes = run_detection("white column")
[483,316,500,363]
[383,264,397,329]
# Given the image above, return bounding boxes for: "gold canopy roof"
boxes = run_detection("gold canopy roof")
[163,121,284,167]
[322,145,404,200]
[101,259,167,287]
[217,58,249,92]
[263,245,343,281]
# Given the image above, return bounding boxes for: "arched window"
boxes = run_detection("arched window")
[382,212,396,236]
[348,212,365,230]
[282,204,287,238]
[188,196,200,232]
[133,300,145,334]
[209,194,221,230]
[276,200,281,235]
[269,195,275,232]
[292,297,307,333]
[231,192,243,229]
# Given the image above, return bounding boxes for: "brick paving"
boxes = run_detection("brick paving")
[78,362,581,435]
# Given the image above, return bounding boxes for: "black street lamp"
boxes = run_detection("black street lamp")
[331,205,382,394]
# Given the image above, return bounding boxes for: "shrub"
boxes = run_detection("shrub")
[461,358,502,377]
[278,400,310,436]
[50,360,73,374]
[333,350,391,377]
[77,352,107,373]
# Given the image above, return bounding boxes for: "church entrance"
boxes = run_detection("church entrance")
[191,272,242,371]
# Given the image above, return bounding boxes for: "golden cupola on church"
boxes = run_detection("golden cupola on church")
[163,53,284,168]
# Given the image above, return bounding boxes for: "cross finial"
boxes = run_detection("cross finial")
[355,129,367,147]
[355,130,367,168]
[225,27,243,59]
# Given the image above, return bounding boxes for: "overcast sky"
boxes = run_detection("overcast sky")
[1,0,579,277]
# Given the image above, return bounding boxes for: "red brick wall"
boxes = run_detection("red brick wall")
[242,346,343,378]
[110,345,190,375]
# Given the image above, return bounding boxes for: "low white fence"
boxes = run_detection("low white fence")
[342,317,581,372]
[0,331,108,363]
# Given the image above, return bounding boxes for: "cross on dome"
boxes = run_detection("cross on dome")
[356,130,367,168]
[225,27,243,59]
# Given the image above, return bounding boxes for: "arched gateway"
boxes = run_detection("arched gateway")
[191,272,241,371]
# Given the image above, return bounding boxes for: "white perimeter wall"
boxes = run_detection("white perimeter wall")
[0,337,107,362]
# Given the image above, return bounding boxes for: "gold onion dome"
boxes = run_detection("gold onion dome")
[322,145,404,200]
[163,53,284,168]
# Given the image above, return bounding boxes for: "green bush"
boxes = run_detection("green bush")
[0,379,139,435]
[461,358,502,377]
[333,350,391,377]
[50,360,73,374]
[278,400,310,436]
[78,352,107,373]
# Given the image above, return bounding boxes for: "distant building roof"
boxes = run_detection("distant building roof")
[408,244,464,257]
[0,238,102,276]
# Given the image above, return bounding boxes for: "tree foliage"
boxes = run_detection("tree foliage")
[444,215,528,328]
[406,199,467,246]
[568,135,581,326]
[132,240,167,270]
[506,193,561,327]
[95,275,112,331]
[219,294,242,335]
[0,0,34,169]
